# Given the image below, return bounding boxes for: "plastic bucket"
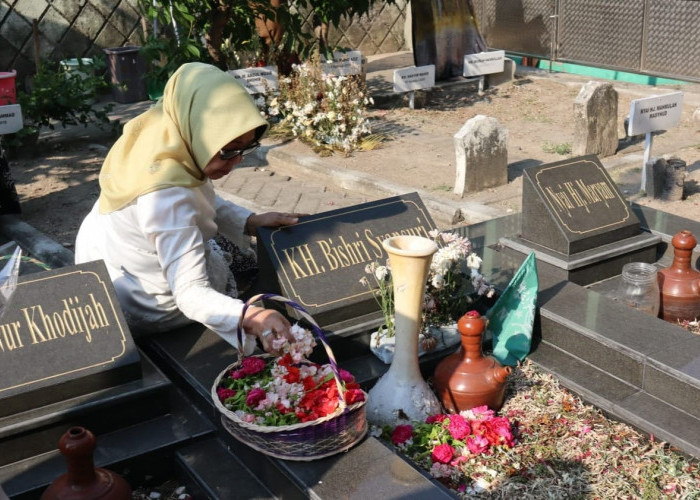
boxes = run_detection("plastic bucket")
[59,58,94,80]
[0,70,17,105]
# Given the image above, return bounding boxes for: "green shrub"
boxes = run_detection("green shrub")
[8,58,119,148]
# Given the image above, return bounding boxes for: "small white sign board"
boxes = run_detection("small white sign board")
[393,65,435,93]
[463,50,505,77]
[322,50,362,77]
[227,66,278,94]
[0,104,23,135]
[628,91,684,136]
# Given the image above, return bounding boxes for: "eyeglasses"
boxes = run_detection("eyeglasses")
[219,141,261,160]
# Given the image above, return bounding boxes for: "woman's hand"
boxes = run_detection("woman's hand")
[245,212,307,235]
[242,306,295,354]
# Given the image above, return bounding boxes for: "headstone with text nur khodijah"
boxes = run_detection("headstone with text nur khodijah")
[0,260,140,417]
[255,192,438,327]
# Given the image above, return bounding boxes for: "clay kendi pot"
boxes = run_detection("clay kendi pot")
[658,230,700,323]
[41,426,131,500]
[433,311,512,413]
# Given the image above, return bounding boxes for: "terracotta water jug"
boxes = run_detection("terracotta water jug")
[433,311,512,413]
[41,427,131,500]
[658,230,700,323]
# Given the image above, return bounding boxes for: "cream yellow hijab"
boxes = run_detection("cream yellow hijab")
[98,62,268,213]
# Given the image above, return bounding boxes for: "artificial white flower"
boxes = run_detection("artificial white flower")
[375,265,388,281]
[466,253,482,269]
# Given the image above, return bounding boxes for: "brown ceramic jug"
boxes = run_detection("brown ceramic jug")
[433,311,512,413]
[41,427,131,500]
[658,230,700,323]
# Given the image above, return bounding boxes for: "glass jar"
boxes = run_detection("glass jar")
[617,262,660,317]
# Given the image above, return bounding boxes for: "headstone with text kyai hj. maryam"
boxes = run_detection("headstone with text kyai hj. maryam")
[255,192,438,327]
[520,155,638,254]
[0,260,140,417]
[504,155,660,285]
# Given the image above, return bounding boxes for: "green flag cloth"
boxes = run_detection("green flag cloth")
[485,252,538,366]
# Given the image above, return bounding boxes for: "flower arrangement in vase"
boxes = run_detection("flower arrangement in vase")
[360,230,494,363]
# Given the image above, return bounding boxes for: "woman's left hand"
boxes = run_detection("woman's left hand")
[245,212,307,235]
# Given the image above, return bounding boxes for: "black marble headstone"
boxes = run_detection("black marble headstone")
[256,193,437,326]
[521,155,640,255]
[0,260,140,417]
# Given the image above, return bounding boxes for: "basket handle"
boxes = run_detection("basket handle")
[237,293,346,405]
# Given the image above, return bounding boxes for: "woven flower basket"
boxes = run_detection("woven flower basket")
[212,293,368,461]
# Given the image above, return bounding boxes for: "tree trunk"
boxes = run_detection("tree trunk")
[205,1,232,69]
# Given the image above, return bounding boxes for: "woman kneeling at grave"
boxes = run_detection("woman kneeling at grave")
[75,63,303,354]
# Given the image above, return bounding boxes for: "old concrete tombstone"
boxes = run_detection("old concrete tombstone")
[453,115,508,197]
[573,81,618,158]
[255,192,438,327]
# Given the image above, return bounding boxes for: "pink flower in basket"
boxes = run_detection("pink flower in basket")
[217,387,236,401]
[246,388,266,407]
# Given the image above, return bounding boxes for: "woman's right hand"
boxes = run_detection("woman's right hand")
[242,306,295,354]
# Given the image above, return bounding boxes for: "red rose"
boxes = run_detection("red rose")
[344,389,365,404]
[245,388,266,407]
[426,414,448,424]
[338,369,355,383]
[447,414,471,441]
[317,396,339,416]
[241,357,266,375]
[302,376,316,391]
[217,387,236,402]
[489,417,515,447]
[391,425,413,445]
[284,365,301,384]
[230,368,245,379]
[431,443,455,464]
[277,354,293,367]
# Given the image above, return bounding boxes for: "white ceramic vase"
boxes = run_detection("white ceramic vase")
[366,235,442,426]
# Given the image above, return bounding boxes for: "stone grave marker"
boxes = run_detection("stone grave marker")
[0,260,140,417]
[255,193,437,327]
[453,115,508,197]
[573,81,618,158]
[503,155,660,285]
